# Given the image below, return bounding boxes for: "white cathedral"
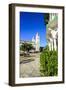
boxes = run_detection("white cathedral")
[20,32,40,52]
[32,32,40,52]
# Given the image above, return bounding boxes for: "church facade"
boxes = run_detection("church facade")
[32,32,40,52]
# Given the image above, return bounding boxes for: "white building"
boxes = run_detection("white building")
[35,33,40,51]
[20,32,40,52]
[32,36,35,48]
[47,13,58,51]
[32,32,40,52]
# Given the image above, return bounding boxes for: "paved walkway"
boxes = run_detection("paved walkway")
[20,53,41,77]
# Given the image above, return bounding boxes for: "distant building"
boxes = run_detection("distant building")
[35,33,40,51]
[32,36,35,48]
[46,13,58,51]
[20,32,40,52]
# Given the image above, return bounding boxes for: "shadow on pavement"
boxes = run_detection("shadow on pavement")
[20,59,34,64]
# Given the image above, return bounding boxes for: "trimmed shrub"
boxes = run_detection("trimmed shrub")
[40,46,58,76]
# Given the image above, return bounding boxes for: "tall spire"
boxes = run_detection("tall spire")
[35,32,40,51]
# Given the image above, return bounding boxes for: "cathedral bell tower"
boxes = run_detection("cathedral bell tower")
[35,32,40,52]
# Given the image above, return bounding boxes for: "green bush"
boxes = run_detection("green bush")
[20,43,34,52]
[40,46,58,76]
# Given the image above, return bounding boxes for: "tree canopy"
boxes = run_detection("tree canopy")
[20,43,34,52]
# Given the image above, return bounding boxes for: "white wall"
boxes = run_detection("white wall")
[0,0,66,90]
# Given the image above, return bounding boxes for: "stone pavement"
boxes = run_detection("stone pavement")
[20,53,41,77]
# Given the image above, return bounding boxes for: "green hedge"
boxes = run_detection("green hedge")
[40,47,58,76]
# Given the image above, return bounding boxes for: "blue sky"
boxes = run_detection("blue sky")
[20,12,47,47]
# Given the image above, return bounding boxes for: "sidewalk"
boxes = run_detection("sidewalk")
[20,53,41,77]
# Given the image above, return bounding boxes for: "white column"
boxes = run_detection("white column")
[51,40,53,51]
[48,42,51,51]
[54,39,56,51]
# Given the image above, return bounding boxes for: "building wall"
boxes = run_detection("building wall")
[47,13,58,51]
